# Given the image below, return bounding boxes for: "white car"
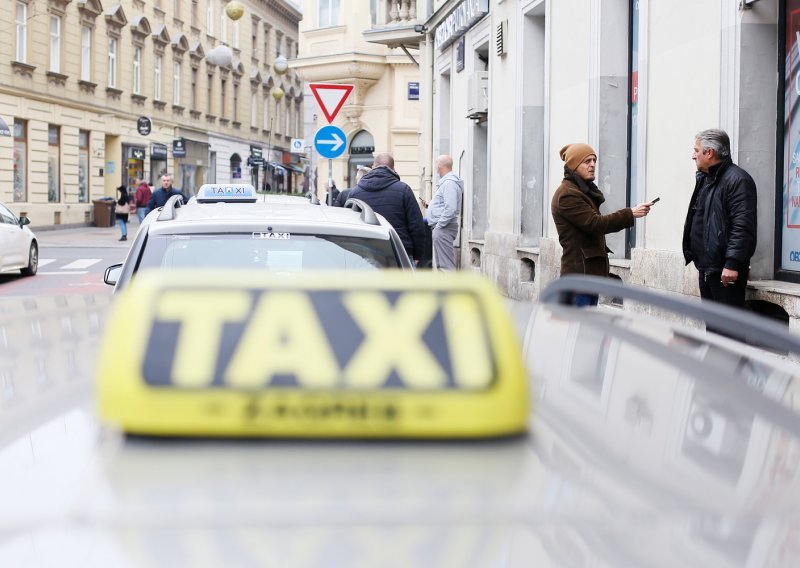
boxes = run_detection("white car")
[0,201,37,276]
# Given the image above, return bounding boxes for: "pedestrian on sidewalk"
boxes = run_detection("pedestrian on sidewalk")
[420,155,463,270]
[115,185,130,241]
[551,143,651,306]
[134,178,152,223]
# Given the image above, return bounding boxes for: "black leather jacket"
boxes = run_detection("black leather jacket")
[682,159,757,273]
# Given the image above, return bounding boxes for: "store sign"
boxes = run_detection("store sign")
[249,145,264,166]
[151,143,168,159]
[434,0,489,50]
[172,138,186,158]
[130,148,145,161]
[137,116,152,136]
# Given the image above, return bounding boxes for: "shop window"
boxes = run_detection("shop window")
[48,125,60,203]
[78,130,90,203]
[13,120,27,202]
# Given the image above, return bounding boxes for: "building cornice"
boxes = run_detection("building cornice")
[291,53,388,83]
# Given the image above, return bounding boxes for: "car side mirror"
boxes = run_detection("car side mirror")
[19,216,30,227]
[104,264,123,286]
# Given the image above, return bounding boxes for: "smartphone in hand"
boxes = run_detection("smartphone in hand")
[649,197,660,205]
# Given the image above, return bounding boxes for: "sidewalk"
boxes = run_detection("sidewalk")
[35,220,142,248]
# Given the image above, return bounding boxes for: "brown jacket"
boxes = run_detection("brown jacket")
[551,178,634,277]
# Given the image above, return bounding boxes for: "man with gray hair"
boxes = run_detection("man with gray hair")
[420,155,463,270]
[683,128,757,310]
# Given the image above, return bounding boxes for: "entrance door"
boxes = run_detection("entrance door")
[348,130,375,188]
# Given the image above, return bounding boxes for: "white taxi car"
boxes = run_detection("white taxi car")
[0,201,37,276]
[104,184,413,290]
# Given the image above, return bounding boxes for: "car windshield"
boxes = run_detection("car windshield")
[137,233,399,271]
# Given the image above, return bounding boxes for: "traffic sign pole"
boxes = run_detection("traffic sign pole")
[328,159,334,206]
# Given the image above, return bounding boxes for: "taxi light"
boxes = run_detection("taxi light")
[196,183,258,203]
[96,270,530,439]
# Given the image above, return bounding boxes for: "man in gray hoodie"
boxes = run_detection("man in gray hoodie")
[422,155,463,270]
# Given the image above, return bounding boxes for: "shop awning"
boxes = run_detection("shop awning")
[285,163,306,174]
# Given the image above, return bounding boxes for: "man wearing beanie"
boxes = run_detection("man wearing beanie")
[551,143,652,305]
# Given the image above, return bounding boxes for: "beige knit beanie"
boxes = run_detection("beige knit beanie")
[560,143,597,170]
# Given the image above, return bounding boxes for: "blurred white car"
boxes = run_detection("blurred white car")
[0,201,37,276]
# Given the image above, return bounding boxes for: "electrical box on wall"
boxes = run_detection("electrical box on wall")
[467,72,489,118]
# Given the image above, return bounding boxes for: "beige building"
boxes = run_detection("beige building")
[0,0,302,226]
[292,0,423,198]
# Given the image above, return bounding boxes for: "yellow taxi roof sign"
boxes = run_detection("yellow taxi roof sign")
[96,270,529,439]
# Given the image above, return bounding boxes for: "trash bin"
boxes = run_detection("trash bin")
[92,198,115,227]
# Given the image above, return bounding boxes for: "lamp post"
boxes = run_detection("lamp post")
[265,54,289,193]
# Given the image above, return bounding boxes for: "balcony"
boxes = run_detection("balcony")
[363,1,426,49]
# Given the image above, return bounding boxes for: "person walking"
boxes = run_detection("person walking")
[115,185,130,242]
[146,174,187,215]
[349,153,427,263]
[333,166,371,207]
[420,155,463,270]
[683,128,757,309]
[134,178,152,223]
[551,143,651,305]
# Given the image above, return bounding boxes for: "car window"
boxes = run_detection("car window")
[0,204,17,225]
[137,233,400,272]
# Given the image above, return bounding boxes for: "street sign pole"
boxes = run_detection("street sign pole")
[327,158,334,206]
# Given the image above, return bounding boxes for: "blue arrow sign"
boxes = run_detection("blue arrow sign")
[314,125,346,159]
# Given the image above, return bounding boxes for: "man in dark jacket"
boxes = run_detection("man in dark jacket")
[683,129,757,309]
[551,143,651,305]
[145,174,187,216]
[349,154,426,262]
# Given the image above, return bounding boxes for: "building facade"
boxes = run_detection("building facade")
[384,0,800,327]
[293,0,424,199]
[0,0,302,226]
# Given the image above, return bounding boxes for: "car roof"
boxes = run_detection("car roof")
[146,194,396,240]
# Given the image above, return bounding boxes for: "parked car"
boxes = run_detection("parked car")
[0,201,37,276]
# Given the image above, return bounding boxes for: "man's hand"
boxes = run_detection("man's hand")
[721,268,739,287]
[631,203,651,218]
[419,197,428,208]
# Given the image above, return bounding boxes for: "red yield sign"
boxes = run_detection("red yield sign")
[309,83,354,124]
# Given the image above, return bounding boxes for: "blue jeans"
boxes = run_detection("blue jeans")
[117,217,127,237]
[137,206,146,223]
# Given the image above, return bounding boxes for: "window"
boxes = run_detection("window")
[263,27,270,61]
[220,79,226,117]
[154,55,162,100]
[47,125,60,203]
[191,68,198,108]
[233,20,239,49]
[108,37,117,88]
[275,33,282,57]
[206,0,214,36]
[78,130,89,203]
[252,21,258,53]
[275,99,280,133]
[285,103,291,136]
[318,0,340,28]
[233,83,239,122]
[15,2,26,63]
[81,27,92,81]
[207,73,213,113]
[220,9,227,43]
[13,120,26,202]
[173,61,181,105]
[49,16,61,73]
[173,0,181,19]
[191,0,198,27]
[251,92,257,127]
[263,95,269,129]
[133,47,141,94]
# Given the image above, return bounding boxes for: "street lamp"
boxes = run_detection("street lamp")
[273,55,289,75]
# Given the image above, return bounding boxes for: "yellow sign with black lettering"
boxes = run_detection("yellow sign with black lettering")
[96,270,529,438]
